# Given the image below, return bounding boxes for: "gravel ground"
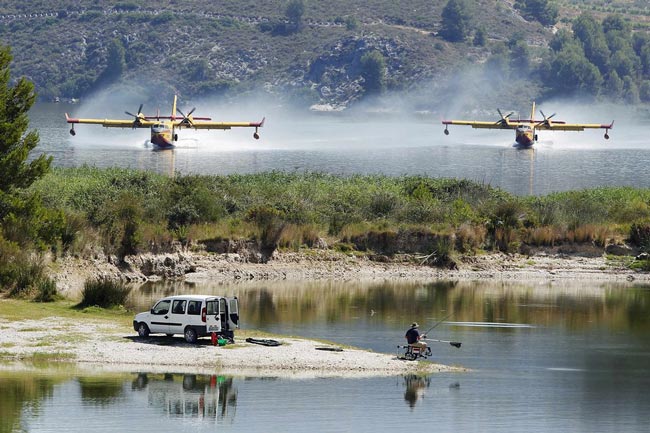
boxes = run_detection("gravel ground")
[0,317,464,378]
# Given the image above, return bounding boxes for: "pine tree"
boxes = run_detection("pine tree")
[440,0,472,43]
[0,45,51,203]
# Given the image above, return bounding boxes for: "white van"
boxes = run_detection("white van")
[133,295,239,343]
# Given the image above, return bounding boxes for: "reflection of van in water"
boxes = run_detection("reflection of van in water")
[132,373,237,421]
[133,295,239,343]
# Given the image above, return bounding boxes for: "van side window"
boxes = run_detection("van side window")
[152,300,170,315]
[172,300,186,314]
[187,300,201,315]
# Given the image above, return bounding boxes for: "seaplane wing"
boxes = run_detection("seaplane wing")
[65,113,155,129]
[534,121,614,132]
[442,119,517,130]
[174,118,266,131]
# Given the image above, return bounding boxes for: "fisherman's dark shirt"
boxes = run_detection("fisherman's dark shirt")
[405,328,421,344]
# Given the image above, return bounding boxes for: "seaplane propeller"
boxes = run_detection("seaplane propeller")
[537,110,556,128]
[496,109,514,127]
[125,103,145,128]
[176,107,196,126]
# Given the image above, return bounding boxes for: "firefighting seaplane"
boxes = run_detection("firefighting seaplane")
[65,95,264,149]
[442,102,613,147]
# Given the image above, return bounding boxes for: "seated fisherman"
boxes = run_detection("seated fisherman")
[405,322,427,351]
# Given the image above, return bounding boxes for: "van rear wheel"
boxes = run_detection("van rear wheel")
[184,327,198,344]
[137,323,150,338]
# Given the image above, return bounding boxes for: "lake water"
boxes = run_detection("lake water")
[30,102,650,196]
[4,280,650,433]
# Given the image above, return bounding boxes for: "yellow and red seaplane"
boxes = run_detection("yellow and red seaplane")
[442,102,613,147]
[65,95,264,149]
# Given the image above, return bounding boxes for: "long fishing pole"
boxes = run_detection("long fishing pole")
[423,312,454,336]
[422,312,462,348]
[424,338,462,348]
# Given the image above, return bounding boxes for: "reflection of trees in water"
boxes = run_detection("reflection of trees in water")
[403,374,430,409]
[131,279,650,333]
[0,375,57,433]
[130,373,237,421]
[78,377,125,406]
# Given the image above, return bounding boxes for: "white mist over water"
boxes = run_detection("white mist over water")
[31,85,650,196]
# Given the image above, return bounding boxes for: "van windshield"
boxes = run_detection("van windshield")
[152,300,170,315]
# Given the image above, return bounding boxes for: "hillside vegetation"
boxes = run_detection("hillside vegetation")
[2,1,649,111]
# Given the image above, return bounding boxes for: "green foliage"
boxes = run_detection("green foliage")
[79,277,131,309]
[34,277,59,303]
[0,44,56,252]
[514,0,558,26]
[94,38,126,89]
[629,221,650,252]
[440,0,473,42]
[285,0,305,31]
[246,205,287,261]
[360,50,387,95]
[23,168,650,261]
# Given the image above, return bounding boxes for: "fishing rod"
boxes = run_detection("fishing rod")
[422,312,462,348]
[423,338,462,348]
[423,312,454,336]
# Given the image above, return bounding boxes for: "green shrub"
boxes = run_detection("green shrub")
[630,221,650,251]
[33,277,58,302]
[79,277,131,309]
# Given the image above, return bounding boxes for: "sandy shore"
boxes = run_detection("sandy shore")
[0,316,464,378]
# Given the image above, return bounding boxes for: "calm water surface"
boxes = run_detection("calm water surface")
[30,102,650,196]
[4,280,650,432]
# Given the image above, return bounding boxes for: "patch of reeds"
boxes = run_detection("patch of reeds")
[78,277,131,309]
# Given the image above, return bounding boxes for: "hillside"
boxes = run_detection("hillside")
[1,0,649,111]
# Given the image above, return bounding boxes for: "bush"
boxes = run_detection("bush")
[79,277,131,309]
[34,277,58,302]
[630,221,650,251]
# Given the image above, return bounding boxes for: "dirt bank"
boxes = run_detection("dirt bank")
[0,317,464,378]
[51,248,650,297]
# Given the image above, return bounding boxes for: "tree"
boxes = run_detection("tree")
[604,71,623,100]
[95,39,126,87]
[572,13,610,73]
[546,44,603,96]
[285,0,305,32]
[0,45,51,210]
[473,26,487,47]
[440,0,472,43]
[360,50,386,95]
[515,0,558,26]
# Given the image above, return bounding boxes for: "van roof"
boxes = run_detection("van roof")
[159,295,232,301]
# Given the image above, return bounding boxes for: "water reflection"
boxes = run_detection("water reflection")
[78,377,125,406]
[131,373,237,422]
[0,373,57,433]
[130,279,650,337]
[403,375,430,409]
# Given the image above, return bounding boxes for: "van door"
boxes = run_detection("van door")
[227,297,239,330]
[167,299,187,335]
[149,299,172,334]
[219,298,228,332]
[205,298,222,334]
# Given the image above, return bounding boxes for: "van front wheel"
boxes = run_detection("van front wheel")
[137,323,150,338]
[184,327,198,344]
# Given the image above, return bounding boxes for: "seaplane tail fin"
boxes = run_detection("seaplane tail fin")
[531,101,536,122]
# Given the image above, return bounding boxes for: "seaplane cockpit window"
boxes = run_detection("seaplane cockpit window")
[517,125,531,131]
